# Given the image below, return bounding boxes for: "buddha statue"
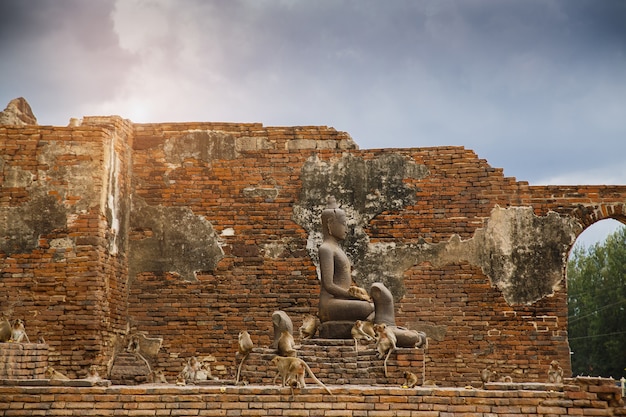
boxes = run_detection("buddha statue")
[317,197,422,346]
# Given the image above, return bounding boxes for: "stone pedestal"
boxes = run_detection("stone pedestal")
[318,321,354,339]
[0,343,49,379]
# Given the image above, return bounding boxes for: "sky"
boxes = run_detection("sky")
[1,0,625,246]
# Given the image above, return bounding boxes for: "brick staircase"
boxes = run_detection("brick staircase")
[237,338,426,386]
[109,351,152,385]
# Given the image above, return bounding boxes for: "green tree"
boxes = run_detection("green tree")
[567,225,626,378]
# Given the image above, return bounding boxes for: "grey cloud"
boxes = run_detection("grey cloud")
[0,0,136,123]
[0,0,624,186]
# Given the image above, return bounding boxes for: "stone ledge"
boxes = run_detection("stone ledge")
[0,382,574,395]
[0,378,111,387]
[1,380,622,417]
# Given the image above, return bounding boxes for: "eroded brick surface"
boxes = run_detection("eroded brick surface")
[2,117,626,390]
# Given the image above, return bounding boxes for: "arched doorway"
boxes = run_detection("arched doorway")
[567,218,626,378]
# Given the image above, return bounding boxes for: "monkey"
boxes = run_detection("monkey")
[9,319,30,343]
[180,356,201,383]
[125,333,154,376]
[498,375,513,383]
[373,323,397,377]
[188,356,202,382]
[149,368,169,384]
[402,370,419,388]
[125,332,163,358]
[126,334,140,353]
[480,367,492,384]
[236,330,254,384]
[0,316,11,342]
[480,366,497,388]
[348,285,371,302]
[548,360,563,384]
[85,365,101,382]
[45,366,70,381]
[276,330,297,357]
[175,373,186,386]
[299,315,320,340]
[351,319,376,352]
[270,356,332,395]
[196,360,218,381]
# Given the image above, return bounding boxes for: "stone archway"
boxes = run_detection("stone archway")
[565,215,626,378]
[570,202,626,229]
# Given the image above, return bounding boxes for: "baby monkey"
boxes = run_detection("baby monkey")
[351,319,376,352]
[180,356,201,383]
[402,370,419,388]
[348,285,372,302]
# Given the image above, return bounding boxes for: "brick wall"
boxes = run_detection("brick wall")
[0,343,48,379]
[0,119,133,377]
[0,377,623,416]
[2,117,626,386]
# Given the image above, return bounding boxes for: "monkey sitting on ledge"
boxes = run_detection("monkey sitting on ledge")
[9,319,30,343]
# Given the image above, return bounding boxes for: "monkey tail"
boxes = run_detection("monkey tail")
[303,362,332,395]
[383,348,393,378]
[134,351,153,376]
[411,332,428,386]
[235,353,249,385]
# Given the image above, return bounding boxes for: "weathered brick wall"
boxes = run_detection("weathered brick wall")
[0,377,623,416]
[0,343,48,379]
[2,117,626,386]
[0,118,133,377]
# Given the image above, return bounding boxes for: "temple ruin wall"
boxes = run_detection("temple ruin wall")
[2,116,626,387]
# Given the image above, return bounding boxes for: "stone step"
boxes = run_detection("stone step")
[238,339,426,386]
[109,352,151,385]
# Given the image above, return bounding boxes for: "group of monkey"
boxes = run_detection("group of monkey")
[235,314,425,395]
[480,360,564,387]
[236,327,332,394]
[2,315,563,389]
[175,356,218,386]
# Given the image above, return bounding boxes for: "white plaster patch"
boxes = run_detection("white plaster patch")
[221,228,235,236]
[263,242,286,259]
